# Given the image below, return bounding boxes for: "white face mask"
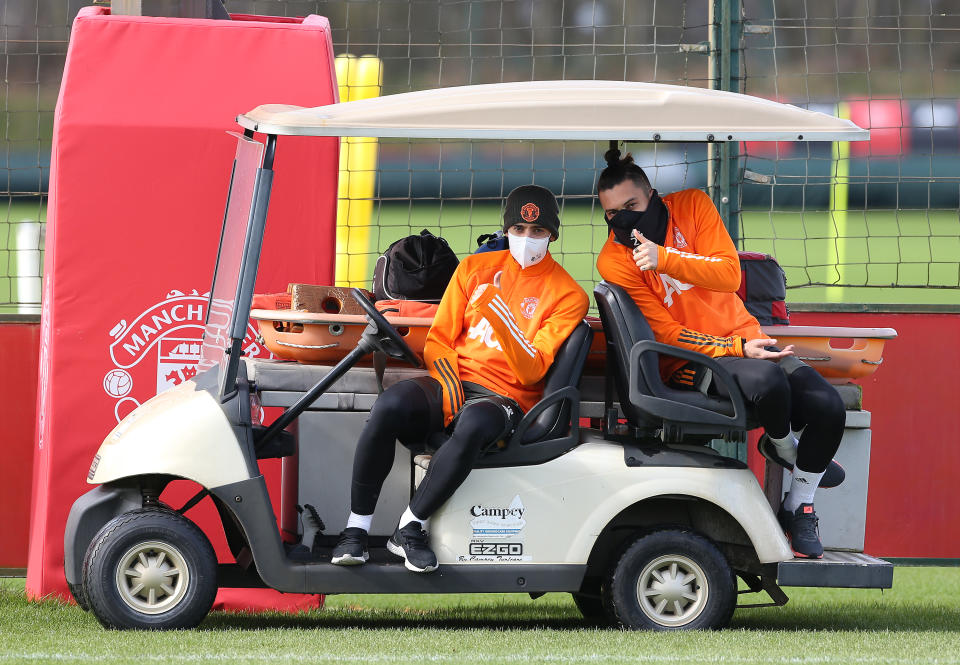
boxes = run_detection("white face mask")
[508,233,550,269]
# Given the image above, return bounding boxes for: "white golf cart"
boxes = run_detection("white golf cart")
[64,80,893,631]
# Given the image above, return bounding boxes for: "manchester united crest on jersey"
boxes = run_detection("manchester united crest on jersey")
[520,296,539,319]
[673,226,688,248]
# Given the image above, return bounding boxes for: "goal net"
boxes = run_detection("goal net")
[4,0,958,311]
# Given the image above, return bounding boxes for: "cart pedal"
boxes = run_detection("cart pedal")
[296,503,326,553]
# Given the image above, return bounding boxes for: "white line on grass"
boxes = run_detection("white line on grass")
[1,655,955,664]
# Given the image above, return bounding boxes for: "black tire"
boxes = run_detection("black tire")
[602,529,736,631]
[82,508,218,630]
[67,580,89,612]
[572,592,613,626]
[571,576,614,626]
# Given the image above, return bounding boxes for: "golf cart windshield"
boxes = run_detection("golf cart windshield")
[201,132,266,397]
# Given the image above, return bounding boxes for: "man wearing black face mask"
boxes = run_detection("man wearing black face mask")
[595,149,847,560]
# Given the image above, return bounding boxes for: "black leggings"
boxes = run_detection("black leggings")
[712,357,845,473]
[350,378,514,519]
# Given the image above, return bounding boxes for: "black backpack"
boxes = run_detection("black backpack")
[372,229,459,302]
[736,251,789,325]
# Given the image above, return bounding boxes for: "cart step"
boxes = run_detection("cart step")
[776,551,892,589]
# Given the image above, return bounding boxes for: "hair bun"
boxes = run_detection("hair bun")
[603,147,621,167]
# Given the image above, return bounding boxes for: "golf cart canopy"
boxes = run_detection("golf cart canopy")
[209,81,870,400]
[237,80,868,142]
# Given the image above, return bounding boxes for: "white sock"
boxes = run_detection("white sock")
[784,468,823,512]
[346,512,372,532]
[399,506,428,531]
[768,432,798,465]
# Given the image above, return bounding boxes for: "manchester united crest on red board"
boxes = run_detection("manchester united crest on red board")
[520,203,540,222]
[104,289,271,423]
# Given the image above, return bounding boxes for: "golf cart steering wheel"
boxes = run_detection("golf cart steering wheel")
[351,288,424,369]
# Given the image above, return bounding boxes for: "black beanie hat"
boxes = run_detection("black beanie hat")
[503,185,561,239]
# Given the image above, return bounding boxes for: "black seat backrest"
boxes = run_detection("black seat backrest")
[474,319,592,468]
[520,320,593,443]
[593,281,661,428]
[594,280,748,440]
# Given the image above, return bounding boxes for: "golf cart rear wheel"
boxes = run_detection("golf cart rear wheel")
[67,580,89,612]
[603,529,736,631]
[572,592,613,626]
[83,508,217,630]
[571,577,614,625]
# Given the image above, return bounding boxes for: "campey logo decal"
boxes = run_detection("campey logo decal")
[470,495,526,539]
[465,495,531,562]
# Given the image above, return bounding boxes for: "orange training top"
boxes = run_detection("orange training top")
[596,188,764,383]
[424,249,589,424]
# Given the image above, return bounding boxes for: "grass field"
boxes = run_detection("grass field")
[2,568,959,664]
[3,200,960,314]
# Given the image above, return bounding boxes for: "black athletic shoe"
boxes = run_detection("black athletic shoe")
[387,522,438,573]
[331,527,369,566]
[778,502,824,559]
[757,434,846,488]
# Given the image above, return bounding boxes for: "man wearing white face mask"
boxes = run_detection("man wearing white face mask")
[331,184,588,573]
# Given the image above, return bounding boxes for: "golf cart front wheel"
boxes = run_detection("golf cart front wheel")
[83,508,217,630]
[603,529,736,631]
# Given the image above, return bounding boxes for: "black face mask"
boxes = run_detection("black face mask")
[607,190,669,248]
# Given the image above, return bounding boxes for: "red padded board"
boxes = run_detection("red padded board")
[747,311,960,558]
[0,321,40,569]
[28,8,339,610]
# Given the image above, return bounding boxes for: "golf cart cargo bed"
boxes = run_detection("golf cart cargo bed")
[776,551,893,588]
[251,306,896,383]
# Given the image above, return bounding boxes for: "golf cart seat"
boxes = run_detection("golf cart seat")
[423,320,593,469]
[593,281,750,443]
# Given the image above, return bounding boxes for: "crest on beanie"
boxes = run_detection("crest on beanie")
[520,203,540,222]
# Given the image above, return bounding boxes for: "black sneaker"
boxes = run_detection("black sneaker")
[758,434,846,488]
[778,502,824,559]
[331,527,369,566]
[386,522,438,573]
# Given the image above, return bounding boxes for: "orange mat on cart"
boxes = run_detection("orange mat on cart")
[252,291,896,384]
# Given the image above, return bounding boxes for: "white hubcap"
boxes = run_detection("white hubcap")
[636,554,709,627]
[115,540,190,615]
